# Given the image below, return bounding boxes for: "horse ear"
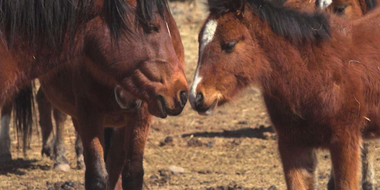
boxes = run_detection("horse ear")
[208,0,245,14]
[231,0,245,15]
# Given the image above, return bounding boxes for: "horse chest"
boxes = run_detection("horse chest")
[264,95,332,146]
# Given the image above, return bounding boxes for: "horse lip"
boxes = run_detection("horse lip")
[156,95,184,117]
[196,99,218,116]
[156,95,168,118]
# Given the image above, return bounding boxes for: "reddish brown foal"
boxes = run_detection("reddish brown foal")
[190,0,380,189]
[279,0,378,189]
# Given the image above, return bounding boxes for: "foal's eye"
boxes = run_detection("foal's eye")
[148,24,159,33]
[222,41,237,53]
[333,4,347,14]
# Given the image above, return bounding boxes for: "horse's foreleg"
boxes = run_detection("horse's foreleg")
[361,142,377,190]
[106,127,126,190]
[36,88,54,158]
[329,132,361,190]
[75,131,85,170]
[121,107,152,190]
[328,141,377,190]
[52,108,70,171]
[73,114,107,190]
[0,101,13,161]
[278,139,318,190]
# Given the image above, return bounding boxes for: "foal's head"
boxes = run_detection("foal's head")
[189,0,329,115]
[86,0,188,118]
[189,0,267,115]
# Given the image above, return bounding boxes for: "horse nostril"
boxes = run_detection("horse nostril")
[195,93,204,108]
[179,91,188,107]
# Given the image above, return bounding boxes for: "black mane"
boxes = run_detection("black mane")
[0,0,97,49]
[208,0,331,43]
[0,0,170,50]
[364,0,377,12]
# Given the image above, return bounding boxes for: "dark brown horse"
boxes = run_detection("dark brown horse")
[190,0,380,189]
[28,0,185,189]
[0,0,188,119]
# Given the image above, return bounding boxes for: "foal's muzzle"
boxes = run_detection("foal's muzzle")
[191,92,217,115]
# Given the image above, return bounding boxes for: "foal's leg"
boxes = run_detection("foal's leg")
[278,139,318,190]
[52,108,70,171]
[75,131,85,170]
[121,108,152,190]
[361,142,377,190]
[329,133,361,190]
[36,89,54,158]
[73,113,107,190]
[328,141,377,190]
[0,101,13,161]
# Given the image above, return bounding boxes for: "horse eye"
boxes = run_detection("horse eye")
[148,24,159,33]
[333,5,347,14]
[223,41,237,53]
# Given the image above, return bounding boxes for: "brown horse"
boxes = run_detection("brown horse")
[0,0,188,119]
[283,0,378,18]
[190,0,380,189]
[278,0,378,188]
[30,0,185,189]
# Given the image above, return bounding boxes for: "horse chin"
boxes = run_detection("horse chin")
[114,87,142,111]
[197,99,218,116]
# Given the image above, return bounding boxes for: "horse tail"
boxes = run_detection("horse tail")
[13,81,37,157]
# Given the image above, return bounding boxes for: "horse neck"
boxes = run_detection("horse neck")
[247,19,316,99]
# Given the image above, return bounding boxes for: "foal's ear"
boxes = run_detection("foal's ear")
[208,0,245,15]
[231,0,245,15]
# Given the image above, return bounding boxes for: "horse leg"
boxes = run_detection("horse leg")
[75,131,85,170]
[329,133,361,190]
[328,141,377,190]
[0,101,13,161]
[121,108,152,190]
[106,127,125,190]
[327,167,335,190]
[361,142,377,190]
[278,139,318,190]
[52,108,70,171]
[36,88,54,158]
[73,114,107,190]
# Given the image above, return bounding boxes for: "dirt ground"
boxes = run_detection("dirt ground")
[1,1,380,190]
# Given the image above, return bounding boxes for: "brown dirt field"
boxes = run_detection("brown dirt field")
[1,1,380,190]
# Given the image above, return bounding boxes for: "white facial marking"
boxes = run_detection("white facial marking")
[318,0,332,9]
[0,115,11,138]
[165,20,171,39]
[190,20,218,107]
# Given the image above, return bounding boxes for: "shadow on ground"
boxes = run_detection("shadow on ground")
[0,158,50,175]
[182,126,275,139]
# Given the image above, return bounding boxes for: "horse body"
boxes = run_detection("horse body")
[32,1,185,189]
[191,0,380,188]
